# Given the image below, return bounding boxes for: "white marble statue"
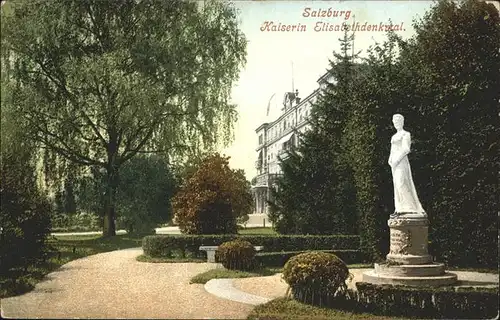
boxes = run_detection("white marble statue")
[388,114,425,215]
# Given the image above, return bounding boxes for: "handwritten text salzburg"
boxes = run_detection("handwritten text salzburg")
[302,8,352,20]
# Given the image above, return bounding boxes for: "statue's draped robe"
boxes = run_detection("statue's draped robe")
[389,131,424,213]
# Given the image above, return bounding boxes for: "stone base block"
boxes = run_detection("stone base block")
[374,262,445,277]
[362,270,458,287]
[386,253,433,265]
[387,213,431,264]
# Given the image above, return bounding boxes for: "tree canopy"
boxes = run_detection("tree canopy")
[1,0,247,236]
[269,0,499,268]
[268,30,359,235]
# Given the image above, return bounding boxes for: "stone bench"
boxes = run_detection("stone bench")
[199,245,264,263]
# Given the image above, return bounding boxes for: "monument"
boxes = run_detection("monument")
[363,114,457,286]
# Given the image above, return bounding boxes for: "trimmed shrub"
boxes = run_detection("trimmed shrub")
[283,251,353,307]
[256,250,364,268]
[172,154,253,235]
[215,239,256,271]
[353,282,499,319]
[142,234,360,258]
[51,212,101,232]
[290,280,499,319]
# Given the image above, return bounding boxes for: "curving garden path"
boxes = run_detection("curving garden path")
[0,248,254,319]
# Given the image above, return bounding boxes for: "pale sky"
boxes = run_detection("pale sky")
[219,0,435,180]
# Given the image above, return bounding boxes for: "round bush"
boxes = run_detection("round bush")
[215,239,256,271]
[172,154,253,235]
[283,251,352,304]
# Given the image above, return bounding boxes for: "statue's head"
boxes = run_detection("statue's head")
[392,114,404,130]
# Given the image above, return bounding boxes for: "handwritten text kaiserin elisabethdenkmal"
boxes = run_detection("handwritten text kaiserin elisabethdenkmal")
[260,7,405,32]
[260,21,405,32]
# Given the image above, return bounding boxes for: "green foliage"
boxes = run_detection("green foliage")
[56,155,177,234]
[0,91,52,275]
[342,0,500,265]
[268,31,359,235]
[74,166,107,218]
[270,0,499,268]
[115,155,178,234]
[172,153,253,235]
[343,35,402,261]
[0,159,52,274]
[287,280,498,319]
[380,0,500,267]
[256,250,365,268]
[283,251,353,306]
[55,170,78,215]
[51,212,101,232]
[215,239,257,271]
[1,0,247,236]
[349,282,499,319]
[141,234,360,258]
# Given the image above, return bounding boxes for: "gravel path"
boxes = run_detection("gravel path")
[233,274,289,299]
[0,248,253,319]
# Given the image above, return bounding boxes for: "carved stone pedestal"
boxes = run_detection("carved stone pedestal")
[363,213,457,287]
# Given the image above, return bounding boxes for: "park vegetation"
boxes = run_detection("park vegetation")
[282,251,353,302]
[172,153,253,235]
[1,0,247,237]
[269,0,499,269]
[0,0,247,295]
[215,239,257,271]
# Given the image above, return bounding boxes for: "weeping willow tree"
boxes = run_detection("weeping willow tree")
[1,0,247,236]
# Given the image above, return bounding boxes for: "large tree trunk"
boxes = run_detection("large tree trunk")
[102,164,118,237]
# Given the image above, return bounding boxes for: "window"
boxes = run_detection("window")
[258,134,263,145]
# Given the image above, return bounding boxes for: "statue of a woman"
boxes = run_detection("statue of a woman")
[388,114,425,216]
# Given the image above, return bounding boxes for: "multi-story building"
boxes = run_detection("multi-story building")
[248,71,334,225]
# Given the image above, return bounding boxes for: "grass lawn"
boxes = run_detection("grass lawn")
[136,254,205,263]
[247,297,407,320]
[239,227,276,235]
[190,267,282,284]
[0,233,144,298]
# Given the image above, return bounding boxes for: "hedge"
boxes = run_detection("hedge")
[142,234,360,258]
[256,250,365,267]
[51,226,101,233]
[291,282,499,319]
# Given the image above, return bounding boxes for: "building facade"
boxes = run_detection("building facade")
[250,72,334,220]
